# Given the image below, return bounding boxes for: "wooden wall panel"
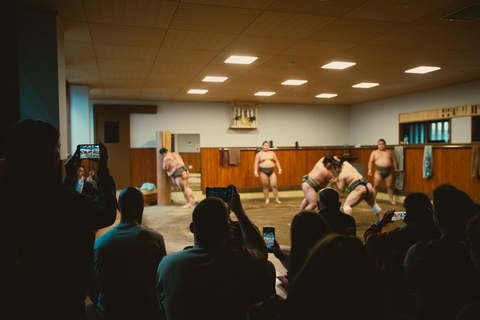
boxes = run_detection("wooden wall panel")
[130,146,480,201]
[131,148,157,188]
[130,149,201,189]
[403,147,480,198]
[201,147,480,201]
[178,152,201,173]
[201,148,345,190]
[353,147,480,201]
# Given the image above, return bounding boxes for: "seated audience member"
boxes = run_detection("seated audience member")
[94,187,166,320]
[0,119,117,320]
[272,210,332,289]
[156,185,268,320]
[83,179,99,199]
[318,187,356,236]
[182,201,277,310]
[76,165,86,193]
[405,185,480,320]
[281,234,411,320]
[365,193,440,314]
[287,210,331,282]
[456,213,480,320]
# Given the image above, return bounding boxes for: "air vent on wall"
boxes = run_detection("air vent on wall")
[440,3,480,22]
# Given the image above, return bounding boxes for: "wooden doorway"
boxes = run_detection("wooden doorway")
[95,113,131,190]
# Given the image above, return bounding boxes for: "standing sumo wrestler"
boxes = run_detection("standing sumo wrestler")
[254,141,282,204]
[368,139,399,204]
[159,148,198,208]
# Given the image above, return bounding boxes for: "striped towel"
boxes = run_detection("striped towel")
[423,145,433,179]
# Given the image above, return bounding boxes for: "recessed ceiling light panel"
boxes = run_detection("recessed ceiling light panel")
[282,80,308,85]
[321,62,356,69]
[224,55,258,64]
[187,89,208,94]
[316,93,337,98]
[203,76,228,82]
[255,92,276,96]
[405,66,441,74]
[352,82,379,88]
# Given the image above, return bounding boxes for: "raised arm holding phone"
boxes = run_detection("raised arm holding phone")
[1,120,117,319]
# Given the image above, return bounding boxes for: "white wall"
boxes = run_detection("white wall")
[70,86,91,154]
[128,102,350,148]
[91,79,480,149]
[349,80,480,146]
[451,117,471,144]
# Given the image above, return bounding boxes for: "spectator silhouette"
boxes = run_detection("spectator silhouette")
[405,185,480,320]
[94,187,166,320]
[156,185,268,320]
[456,213,480,319]
[281,234,411,320]
[272,210,332,289]
[318,187,356,236]
[0,119,117,320]
[182,196,277,313]
[83,180,99,199]
[288,210,331,282]
[365,193,440,314]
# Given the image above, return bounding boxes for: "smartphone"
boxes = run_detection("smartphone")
[263,226,275,251]
[392,211,406,221]
[206,186,232,202]
[78,144,100,160]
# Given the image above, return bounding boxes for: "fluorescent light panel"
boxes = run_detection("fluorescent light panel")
[224,55,258,64]
[316,93,337,98]
[322,61,356,69]
[187,89,208,94]
[405,66,441,74]
[352,82,379,88]
[203,76,228,82]
[282,80,307,85]
[255,92,276,96]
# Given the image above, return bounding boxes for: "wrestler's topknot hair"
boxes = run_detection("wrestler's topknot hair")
[332,160,344,169]
[323,155,334,165]
[159,148,168,154]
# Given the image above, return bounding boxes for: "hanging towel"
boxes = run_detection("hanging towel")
[423,145,433,179]
[394,146,404,190]
[471,143,480,176]
[220,148,226,167]
[228,148,241,166]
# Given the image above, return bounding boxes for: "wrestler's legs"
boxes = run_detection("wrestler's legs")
[183,170,198,205]
[384,173,396,204]
[259,172,271,204]
[301,183,316,210]
[342,189,364,216]
[365,183,381,219]
[373,170,383,198]
[176,175,197,208]
[269,173,281,204]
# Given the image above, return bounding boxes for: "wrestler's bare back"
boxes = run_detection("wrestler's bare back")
[308,157,334,187]
[163,152,186,177]
[255,151,277,168]
[370,149,395,167]
[337,162,363,191]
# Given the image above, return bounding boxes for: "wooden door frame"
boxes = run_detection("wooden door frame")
[93,104,157,188]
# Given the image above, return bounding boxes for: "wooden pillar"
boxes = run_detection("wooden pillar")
[156,131,171,205]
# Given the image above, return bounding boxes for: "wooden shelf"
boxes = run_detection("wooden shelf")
[229,126,258,130]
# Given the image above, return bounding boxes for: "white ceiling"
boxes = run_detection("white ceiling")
[34,0,480,105]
